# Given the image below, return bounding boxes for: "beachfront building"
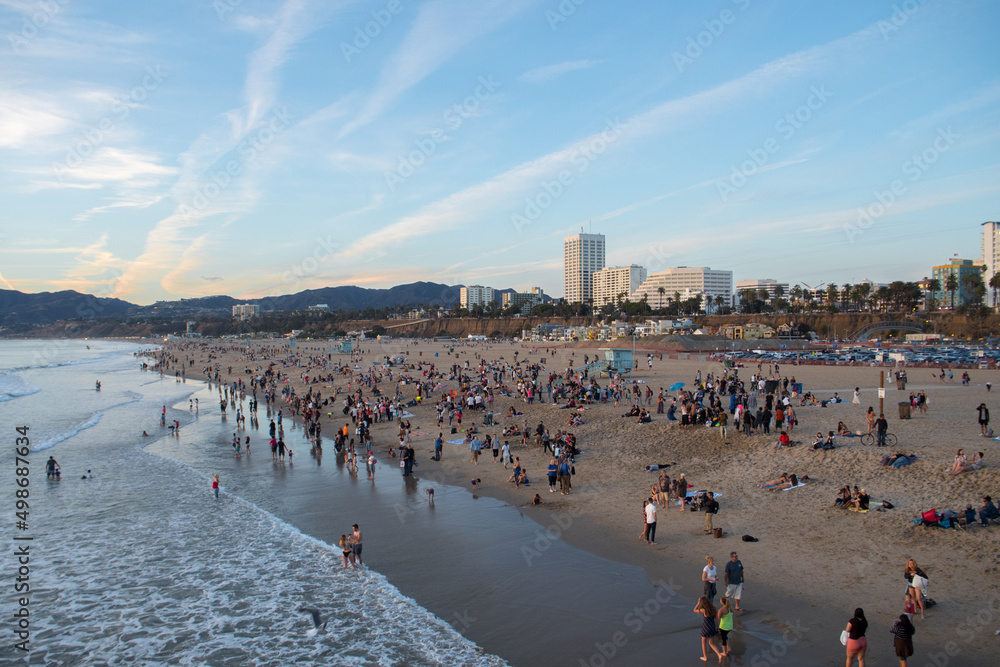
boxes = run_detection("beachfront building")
[564,232,606,304]
[460,285,495,310]
[502,289,543,312]
[592,265,647,307]
[232,303,259,320]
[735,279,788,300]
[932,256,982,309]
[981,221,1000,307]
[307,304,330,312]
[630,267,733,311]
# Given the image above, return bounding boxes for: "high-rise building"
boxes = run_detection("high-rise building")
[502,290,543,312]
[232,304,259,320]
[460,285,495,309]
[593,265,647,307]
[932,256,983,309]
[630,267,733,311]
[563,233,606,304]
[982,222,1000,306]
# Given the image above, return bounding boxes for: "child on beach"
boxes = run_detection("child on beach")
[211,474,220,499]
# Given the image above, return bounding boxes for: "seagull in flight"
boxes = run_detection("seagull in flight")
[298,605,328,637]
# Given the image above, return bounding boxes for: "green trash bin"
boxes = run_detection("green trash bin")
[898,401,911,420]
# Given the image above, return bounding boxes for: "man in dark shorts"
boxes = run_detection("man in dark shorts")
[351,524,363,565]
[875,413,888,446]
[46,456,60,478]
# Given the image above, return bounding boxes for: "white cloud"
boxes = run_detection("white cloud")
[0,90,74,148]
[338,0,536,138]
[518,59,602,84]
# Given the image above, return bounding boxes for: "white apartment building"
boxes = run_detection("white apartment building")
[735,279,788,300]
[460,285,495,309]
[982,221,1000,306]
[563,233,606,304]
[502,289,543,311]
[592,265,647,307]
[232,303,260,320]
[630,267,733,310]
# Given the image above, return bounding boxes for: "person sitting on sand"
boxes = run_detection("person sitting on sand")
[970,451,984,470]
[516,468,529,487]
[837,421,855,436]
[637,409,651,424]
[834,485,852,507]
[851,488,870,511]
[774,431,791,450]
[531,493,543,506]
[566,414,583,427]
[624,405,641,417]
[949,449,969,475]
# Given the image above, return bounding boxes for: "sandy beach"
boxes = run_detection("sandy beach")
[160,337,1000,665]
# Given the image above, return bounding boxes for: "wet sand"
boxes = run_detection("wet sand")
[156,338,1000,666]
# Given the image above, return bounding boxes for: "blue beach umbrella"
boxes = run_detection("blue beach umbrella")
[668,382,685,391]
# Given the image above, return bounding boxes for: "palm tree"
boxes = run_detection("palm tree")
[826,284,839,309]
[925,278,941,312]
[989,273,1000,310]
[962,272,985,307]
[773,284,785,312]
[714,294,725,314]
[673,291,682,315]
[657,286,666,310]
[945,273,958,310]
[840,283,852,311]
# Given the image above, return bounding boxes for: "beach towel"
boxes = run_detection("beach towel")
[781,482,808,490]
[446,438,467,445]
[686,490,723,500]
[847,506,869,513]
[409,430,431,436]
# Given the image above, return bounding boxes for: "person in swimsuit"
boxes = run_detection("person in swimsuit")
[351,524,363,566]
[339,534,353,568]
[693,596,724,662]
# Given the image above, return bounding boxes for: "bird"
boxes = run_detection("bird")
[298,605,328,636]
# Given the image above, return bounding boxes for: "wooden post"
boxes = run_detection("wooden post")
[879,371,884,415]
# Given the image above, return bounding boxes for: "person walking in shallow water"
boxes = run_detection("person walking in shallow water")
[211,474,220,499]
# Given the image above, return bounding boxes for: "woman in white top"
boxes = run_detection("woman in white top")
[702,556,718,602]
[852,387,860,408]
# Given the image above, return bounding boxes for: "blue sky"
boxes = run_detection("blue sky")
[1,0,998,305]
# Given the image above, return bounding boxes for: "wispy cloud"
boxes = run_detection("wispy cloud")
[0,89,74,148]
[518,59,602,84]
[338,0,536,138]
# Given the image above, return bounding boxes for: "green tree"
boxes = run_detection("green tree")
[945,272,958,309]
[989,272,1000,310]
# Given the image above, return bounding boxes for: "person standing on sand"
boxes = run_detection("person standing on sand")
[703,492,719,534]
[977,403,989,435]
[866,407,876,435]
[702,556,718,602]
[890,614,915,667]
[724,551,744,611]
[644,497,657,544]
[853,387,860,408]
[844,607,868,667]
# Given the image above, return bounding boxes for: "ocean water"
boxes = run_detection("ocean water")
[0,340,507,666]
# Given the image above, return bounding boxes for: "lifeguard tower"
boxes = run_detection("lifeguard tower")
[337,340,353,354]
[598,348,633,377]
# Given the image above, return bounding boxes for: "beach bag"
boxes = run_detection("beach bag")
[911,574,928,591]
[921,509,939,523]
[741,535,759,542]
[840,630,849,646]
[713,528,723,538]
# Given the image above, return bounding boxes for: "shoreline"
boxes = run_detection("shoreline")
[153,338,1000,666]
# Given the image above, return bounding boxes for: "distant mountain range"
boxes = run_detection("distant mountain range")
[0,282,549,327]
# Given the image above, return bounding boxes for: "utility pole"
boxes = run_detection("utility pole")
[879,371,884,415]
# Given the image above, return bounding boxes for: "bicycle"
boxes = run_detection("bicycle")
[861,431,897,447]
